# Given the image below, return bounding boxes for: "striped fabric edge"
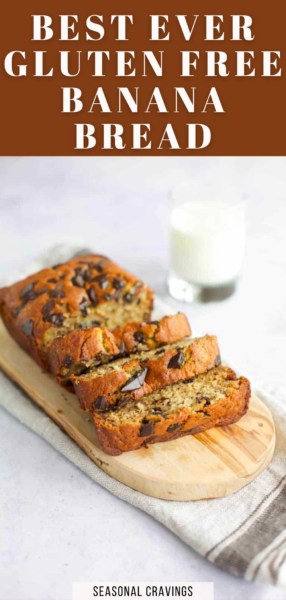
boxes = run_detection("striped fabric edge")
[205,475,286,584]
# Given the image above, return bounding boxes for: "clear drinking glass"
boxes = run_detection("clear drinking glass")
[168,180,246,303]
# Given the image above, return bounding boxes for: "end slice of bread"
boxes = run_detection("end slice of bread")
[93,366,251,455]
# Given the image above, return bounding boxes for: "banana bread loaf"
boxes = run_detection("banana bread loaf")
[92,366,251,455]
[0,254,153,369]
[72,335,220,412]
[49,313,191,385]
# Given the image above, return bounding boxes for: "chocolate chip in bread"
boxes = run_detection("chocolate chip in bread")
[92,366,251,455]
[48,313,191,385]
[0,254,154,369]
[72,335,220,412]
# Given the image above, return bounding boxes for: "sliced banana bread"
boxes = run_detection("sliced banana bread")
[112,313,191,353]
[72,335,220,412]
[0,254,153,369]
[48,325,121,384]
[49,313,191,384]
[92,366,251,455]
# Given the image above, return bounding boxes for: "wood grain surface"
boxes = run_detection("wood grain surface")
[0,320,275,501]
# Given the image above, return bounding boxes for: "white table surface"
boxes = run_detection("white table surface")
[0,157,286,600]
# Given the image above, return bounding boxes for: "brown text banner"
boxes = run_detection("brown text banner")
[1,1,286,155]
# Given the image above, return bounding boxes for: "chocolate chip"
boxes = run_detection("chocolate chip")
[134,331,145,343]
[123,293,133,303]
[91,320,101,327]
[88,286,98,306]
[49,285,65,299]
[12,305,23,318]
[150,320,159,325]
[167,423,181,433]
[104,293,112,301]
[63,355,73,369]
[20,282,36,299]
[93,396,108,412]
[94,262,105,273]
[139,420,155,437]
[20,281,47,303]
[152,407,163,415]
[113,276,125,290]
[71,274,85,288]
[22,319,34,337]
[83,270,92,282]
[48,313,65,327]
[215,354,221,367]
[203,397,211,406]
[168,351,184,369]
[183,377,194,384]
[42,299,56,320]
[79,298,89,317]
[121,368,148,393]
[33,290,48,301]
[197,409,210,417]
[74,267,86,277]
[92,274,109,289]
[74,267,92,283]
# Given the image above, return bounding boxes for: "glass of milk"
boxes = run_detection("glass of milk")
[168,181,246,302]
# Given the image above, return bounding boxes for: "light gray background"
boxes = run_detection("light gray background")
[0,157,286,600]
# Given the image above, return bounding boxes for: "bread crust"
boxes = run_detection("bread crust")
[49,313,191,384]
[0,254,153,369]
[48,326,120,382]
[93,371,251,455]
[112,313,191,352]
[73,335,220,412]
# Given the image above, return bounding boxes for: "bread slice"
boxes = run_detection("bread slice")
[0,254,153,369]
[72,335,220,412]
[49,313,191,385]
[92,366,251,455]
[112,313,191,353]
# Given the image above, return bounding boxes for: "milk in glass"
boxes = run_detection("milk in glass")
[168,191,246,302]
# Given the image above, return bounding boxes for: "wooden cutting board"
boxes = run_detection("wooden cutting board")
[0,320,275,501]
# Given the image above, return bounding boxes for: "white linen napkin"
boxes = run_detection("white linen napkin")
[1,246,285,588]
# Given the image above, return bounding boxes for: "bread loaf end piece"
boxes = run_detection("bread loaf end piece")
[93,366,251,455]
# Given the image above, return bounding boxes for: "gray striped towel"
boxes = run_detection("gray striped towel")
[0,247,285,589]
